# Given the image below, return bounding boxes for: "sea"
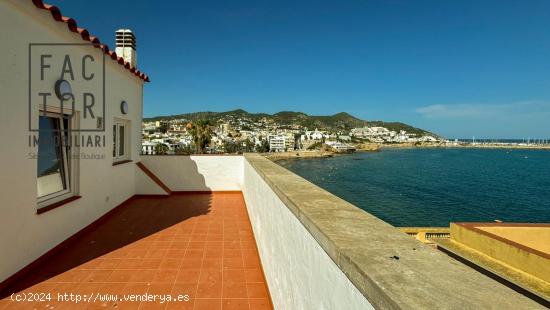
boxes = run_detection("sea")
[277,148,550,227]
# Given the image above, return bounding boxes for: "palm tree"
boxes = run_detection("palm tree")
[188,119,213,154]
[154,143,169,155]
[255,139,270,153]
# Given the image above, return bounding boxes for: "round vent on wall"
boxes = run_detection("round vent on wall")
[121,101,128,114]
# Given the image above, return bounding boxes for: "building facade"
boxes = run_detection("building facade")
[0,0,148,283]
[268,134,286,152]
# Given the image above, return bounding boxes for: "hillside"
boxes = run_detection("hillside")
[144,109,436,136]
[367,121,436,137]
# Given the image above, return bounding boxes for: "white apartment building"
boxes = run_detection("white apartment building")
[351,126,383,138]
[308,129,325,140]
[268,134,286,152]
[284,132,295,150]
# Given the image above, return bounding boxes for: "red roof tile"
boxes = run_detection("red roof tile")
[31,0,150,82]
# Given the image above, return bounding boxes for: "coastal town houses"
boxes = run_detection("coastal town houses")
[304,129,325,140]
[141,113,443,154]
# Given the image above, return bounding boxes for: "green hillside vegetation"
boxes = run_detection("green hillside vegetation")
[144,109,436,136]
[367,121,437,137]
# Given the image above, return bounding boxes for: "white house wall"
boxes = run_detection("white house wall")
[0,1,144,282]
[139,156,244,192]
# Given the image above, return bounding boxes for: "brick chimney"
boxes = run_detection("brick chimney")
[115,29,137,67]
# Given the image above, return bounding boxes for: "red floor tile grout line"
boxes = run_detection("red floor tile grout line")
[220,193,225,310]
[164,215,186,309]
[236,194,253,310]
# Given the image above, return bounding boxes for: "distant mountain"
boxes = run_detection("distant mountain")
[144,109,436,136]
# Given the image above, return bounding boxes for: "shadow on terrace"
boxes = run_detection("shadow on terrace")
[0,194,214,297]
[0,156,272,310]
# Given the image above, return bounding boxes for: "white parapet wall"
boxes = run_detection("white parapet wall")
[139,155,244,192]
[242,158,374,310]
[241,154,543,310]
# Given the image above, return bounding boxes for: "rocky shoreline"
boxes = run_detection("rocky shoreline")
[264,144,381,161]
[264,142,550,161]
[263,150,337,161]
[381,142,550,150]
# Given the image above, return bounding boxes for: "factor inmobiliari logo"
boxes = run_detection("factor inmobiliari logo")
[29,42,107,151]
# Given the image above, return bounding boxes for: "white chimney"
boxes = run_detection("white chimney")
[115,29,137,67]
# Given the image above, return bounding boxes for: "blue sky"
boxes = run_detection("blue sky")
[51,0,550,138]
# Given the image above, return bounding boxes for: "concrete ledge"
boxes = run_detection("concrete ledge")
[451,223,550,283]
[243,153,544,309]
[435,238,550,305]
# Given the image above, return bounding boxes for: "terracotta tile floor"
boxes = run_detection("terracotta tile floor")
[0,193,272,310]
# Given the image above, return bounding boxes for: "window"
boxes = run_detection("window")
[37,113,72,203]
[113,120,130,162]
